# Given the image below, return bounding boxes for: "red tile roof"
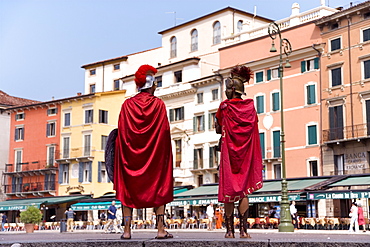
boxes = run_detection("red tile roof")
[0,91,40,108]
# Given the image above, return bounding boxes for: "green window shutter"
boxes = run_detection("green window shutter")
[180,106,184,120]
[88,162,92,182]
[208,113,211,130]
[257,96,264,114]
[201,115,205,131]
[314,57,319,69]
[272,92,280,111]
[307,85,316,104]
[78,163,83,183]
[301,61,306,73]
[194,149,198,169]
[256,72,263,83]
[58,164,63,184]
[259,133,265,159]
[273,131,281,158]
[267,70,271,81]
[308,125,317,145]
[209,147,213,168]
[169,109,174,122]
[193,117,196,132]
[98,162,102,182]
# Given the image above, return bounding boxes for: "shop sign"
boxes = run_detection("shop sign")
[0,203,40,211]
[248,194,300,203]
[307,191,370,200]
[169,198,219,206]
[344,152,367,171]
[71,202,122,211]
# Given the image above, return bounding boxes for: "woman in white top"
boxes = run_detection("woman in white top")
[349,202,359,232]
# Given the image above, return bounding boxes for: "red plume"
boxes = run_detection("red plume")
[134,65,158,88]
[230,65,253,83]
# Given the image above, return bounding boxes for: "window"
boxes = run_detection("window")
[90,69,96,75]
[99,110,108,124]
[256,95,264,114]
[272,92,280,111]
[170,36,177,58]
[255,71,264,83]
[15,149,22,172]
[59,163,69,184]
[47,108,57,115]
[197,175,203,187]
[84,134,91,156]
[209,146,218,168]
[267,68,280,81]
[274,164,282,179]
[47,146,55,166]
[329,105,344,140]
[63,137,70,158]
[90,84,96,93]
[364,59,370,80]
[114,80,120,91]
[213,21,221,45]
[259,132,265,159]
[365,12,370,19]
[15,126,24,141]
[194,148,203,169]
[101,135,108,150]
[273,130,281,158]
[175,139,182,168]
[334,154,344,175]
[46,122,56,137]
[85,109,93,124]
[331,67,342,87]
[331,23,339,30]
[64,113,71,127]
[307,125,317,145]
[197,93,203,104]
[191,29,198,52]
[79,162,92,183]
[169,106,184,122]
[330,37,341,52]
[208,112,216,130]
[306,84,316,105]
[15,112,24,120]
[212,89,219,101]
[98,161,110,183]
[309,160,318,176]
[11,177,22,193]
[113,64,120,70]
[262,165,266,180]
[193,115,205,132]
[301,58,319,72]
[174,70,182,83]
[363,28,370,42]
[237,20,243,33]
[155,76,162,87]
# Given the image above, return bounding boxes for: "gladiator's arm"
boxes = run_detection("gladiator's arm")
[215,117,221,134]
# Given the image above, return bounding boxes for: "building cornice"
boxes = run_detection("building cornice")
[158,88,197,100]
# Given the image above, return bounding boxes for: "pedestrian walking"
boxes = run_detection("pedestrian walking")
[116,206,123,228]
[357,202,366,232]
[215,65,263,238]
[206,203,214,230]
[104,201,121,233]
[113,65,173,240]
[215,206,223,229]
[65,208,75,232]
[1,213,7,231]
[349,201,359,232]
[290,201,298,230]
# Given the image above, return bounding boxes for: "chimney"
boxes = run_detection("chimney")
[77,92,82,96]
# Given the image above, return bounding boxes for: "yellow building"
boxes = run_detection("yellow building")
[56,90,126,199]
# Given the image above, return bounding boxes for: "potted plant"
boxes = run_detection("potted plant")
[20,206,42,233]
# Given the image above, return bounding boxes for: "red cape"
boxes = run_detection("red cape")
[114,92,173,208]
[216,98,263,203]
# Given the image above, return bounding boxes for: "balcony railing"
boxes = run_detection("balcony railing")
[323,123,370,142]
[58,146,95,160]
[3,181,56,194]
[5,160,58,173]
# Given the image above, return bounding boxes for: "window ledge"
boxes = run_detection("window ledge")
[306,144,319,148]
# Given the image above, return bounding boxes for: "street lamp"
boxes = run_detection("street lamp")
[268,22,294,232]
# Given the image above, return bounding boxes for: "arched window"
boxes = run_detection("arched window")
[170,36,177,58]
[213,21,221,45]
[237,20,243,33]
[191,29,198,52]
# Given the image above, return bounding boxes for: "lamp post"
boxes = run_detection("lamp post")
[268,22,294,232]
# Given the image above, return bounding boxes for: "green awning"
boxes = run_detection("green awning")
[175,185,218,198]
[328,176,370,187]
[0,195,90,211]
[71,201,122,211]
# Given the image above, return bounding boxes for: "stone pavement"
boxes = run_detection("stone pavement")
[0,229,369,247]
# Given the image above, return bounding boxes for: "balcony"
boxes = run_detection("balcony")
[57,146,95,163]
[4,160,58,175]
[323,124,370,142]
[3,181,56,196]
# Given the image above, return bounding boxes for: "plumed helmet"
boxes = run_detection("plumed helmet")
[134,65,158,90]
[229,65,253,95]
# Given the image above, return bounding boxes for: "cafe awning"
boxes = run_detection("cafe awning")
[328,175,370,187]
[0,195,90,211]
[71,201,122,211]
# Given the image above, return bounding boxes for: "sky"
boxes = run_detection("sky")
[0,0,363,102]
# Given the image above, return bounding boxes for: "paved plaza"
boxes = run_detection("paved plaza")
[0,229,369,247]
